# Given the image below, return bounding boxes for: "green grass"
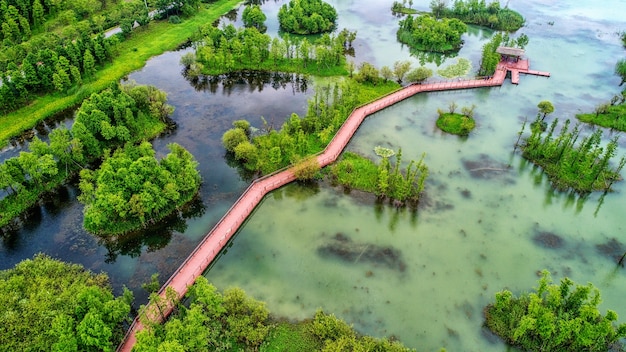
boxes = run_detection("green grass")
[436,112,475,136]
[331,152,380,192]
[0,0,241,148]
[576,103,626,132]
[261,320,322,352]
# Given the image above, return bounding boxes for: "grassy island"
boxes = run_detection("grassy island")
[518,118,625,194]
[576,91,626,131]
[430,0,525,32]
[485,270,626,352]
[330,149,428,205]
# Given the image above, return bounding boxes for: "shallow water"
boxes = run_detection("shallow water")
[2,0,626,350]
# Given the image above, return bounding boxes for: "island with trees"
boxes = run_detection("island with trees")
[436,103,476,136]
[0,83,175,229]
[484,271,626,352]
[397,14,467,53]
[429,0,525,32]
[277,0,337,35]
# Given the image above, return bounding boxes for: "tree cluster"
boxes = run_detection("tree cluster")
[153,0,201,20]
[78,141,201,235]
[355,60,433,85]
[135,276,271,351]
[397,14,467,53]
[0,254,133,351]
[277,0,337,35]
[477,32,527,76]
[0,32,116,113]
[242,4,266,32]
[484,270,626,351]
[431,0,525,32]
[519,117,626,194]
[0,83,174,229]
[134,276,415,351]
[187,24,355,75]
[331,149,428,205]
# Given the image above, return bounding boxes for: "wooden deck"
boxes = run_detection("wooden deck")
[116,59,548,351]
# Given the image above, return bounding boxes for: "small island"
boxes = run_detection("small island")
[436,103,476,136]
[277,0,337,35]
[397,14,467,53]
[78,141,201,235]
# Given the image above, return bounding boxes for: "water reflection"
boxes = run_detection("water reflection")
[184,70,309,95]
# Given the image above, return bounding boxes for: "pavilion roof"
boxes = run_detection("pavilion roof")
[496,46,525,57]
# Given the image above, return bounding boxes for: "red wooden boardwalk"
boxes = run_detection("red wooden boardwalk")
[116,60,548,351]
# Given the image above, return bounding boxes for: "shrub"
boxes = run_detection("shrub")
[168,15,182,24]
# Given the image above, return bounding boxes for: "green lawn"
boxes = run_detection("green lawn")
[0,0,241,148]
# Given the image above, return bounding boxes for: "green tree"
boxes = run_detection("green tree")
[0,254,132,352]
[537,100,555,120]
[392,60,412,83]
[616,58,626,86]
[242,4,267,32]
[406,66,433,83]
[83,49,96,77]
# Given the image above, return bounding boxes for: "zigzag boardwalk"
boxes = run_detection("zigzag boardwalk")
[117,60,548,351]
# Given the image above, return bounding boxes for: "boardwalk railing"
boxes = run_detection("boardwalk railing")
[117,59,550,352]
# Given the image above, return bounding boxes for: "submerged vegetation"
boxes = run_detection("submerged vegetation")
[331,149,428,205]
[517,117,626,194]
[0,254,133,351]
[484,270,626,351]
[135,276,414,351]
[0,83,173,229]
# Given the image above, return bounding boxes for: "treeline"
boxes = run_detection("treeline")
[478,31,528,76]
[0,32,116,113]
[331,149,428,205]
[184,24,356,76]
[430,0,525,32]
[79,141,201,235]
[0,83,173,229]
[518,118,626,194]
[397,14,467,53]
[222,80,399,175]
[135,276,414,351]
[0,254,133,351]
[277,0,337,35]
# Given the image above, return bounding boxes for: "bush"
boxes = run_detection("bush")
[168,15,182,24]
[436,112,475,136]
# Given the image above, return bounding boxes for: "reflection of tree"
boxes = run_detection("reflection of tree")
[408,48,458,67]
[224,8,238,22]
[283,182,320,201]
[183,70,308,96]
[100,196,206,263]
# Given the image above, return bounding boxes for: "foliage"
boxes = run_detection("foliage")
[484,270,626,352]
[433,0,525,31]
[0,254,132,352]
[0,83,172,229]
[277,0,337,35]
[78,141,202,235]
[391,1,418,15]
[616,58,626,86]
[242,4,267,32]
[222,80,400,175]
[478,31,529,76]
[0,0,242,148]
[576,91,626,131]
[331,150,428,205]
[135,276,270,351]
[518,117,626,194]
[293,156,321,180]
[406,66,433,83]
[189,24,354,76]
[437,57,471,78]
[135,277,414,351]
[397,14,467,53]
